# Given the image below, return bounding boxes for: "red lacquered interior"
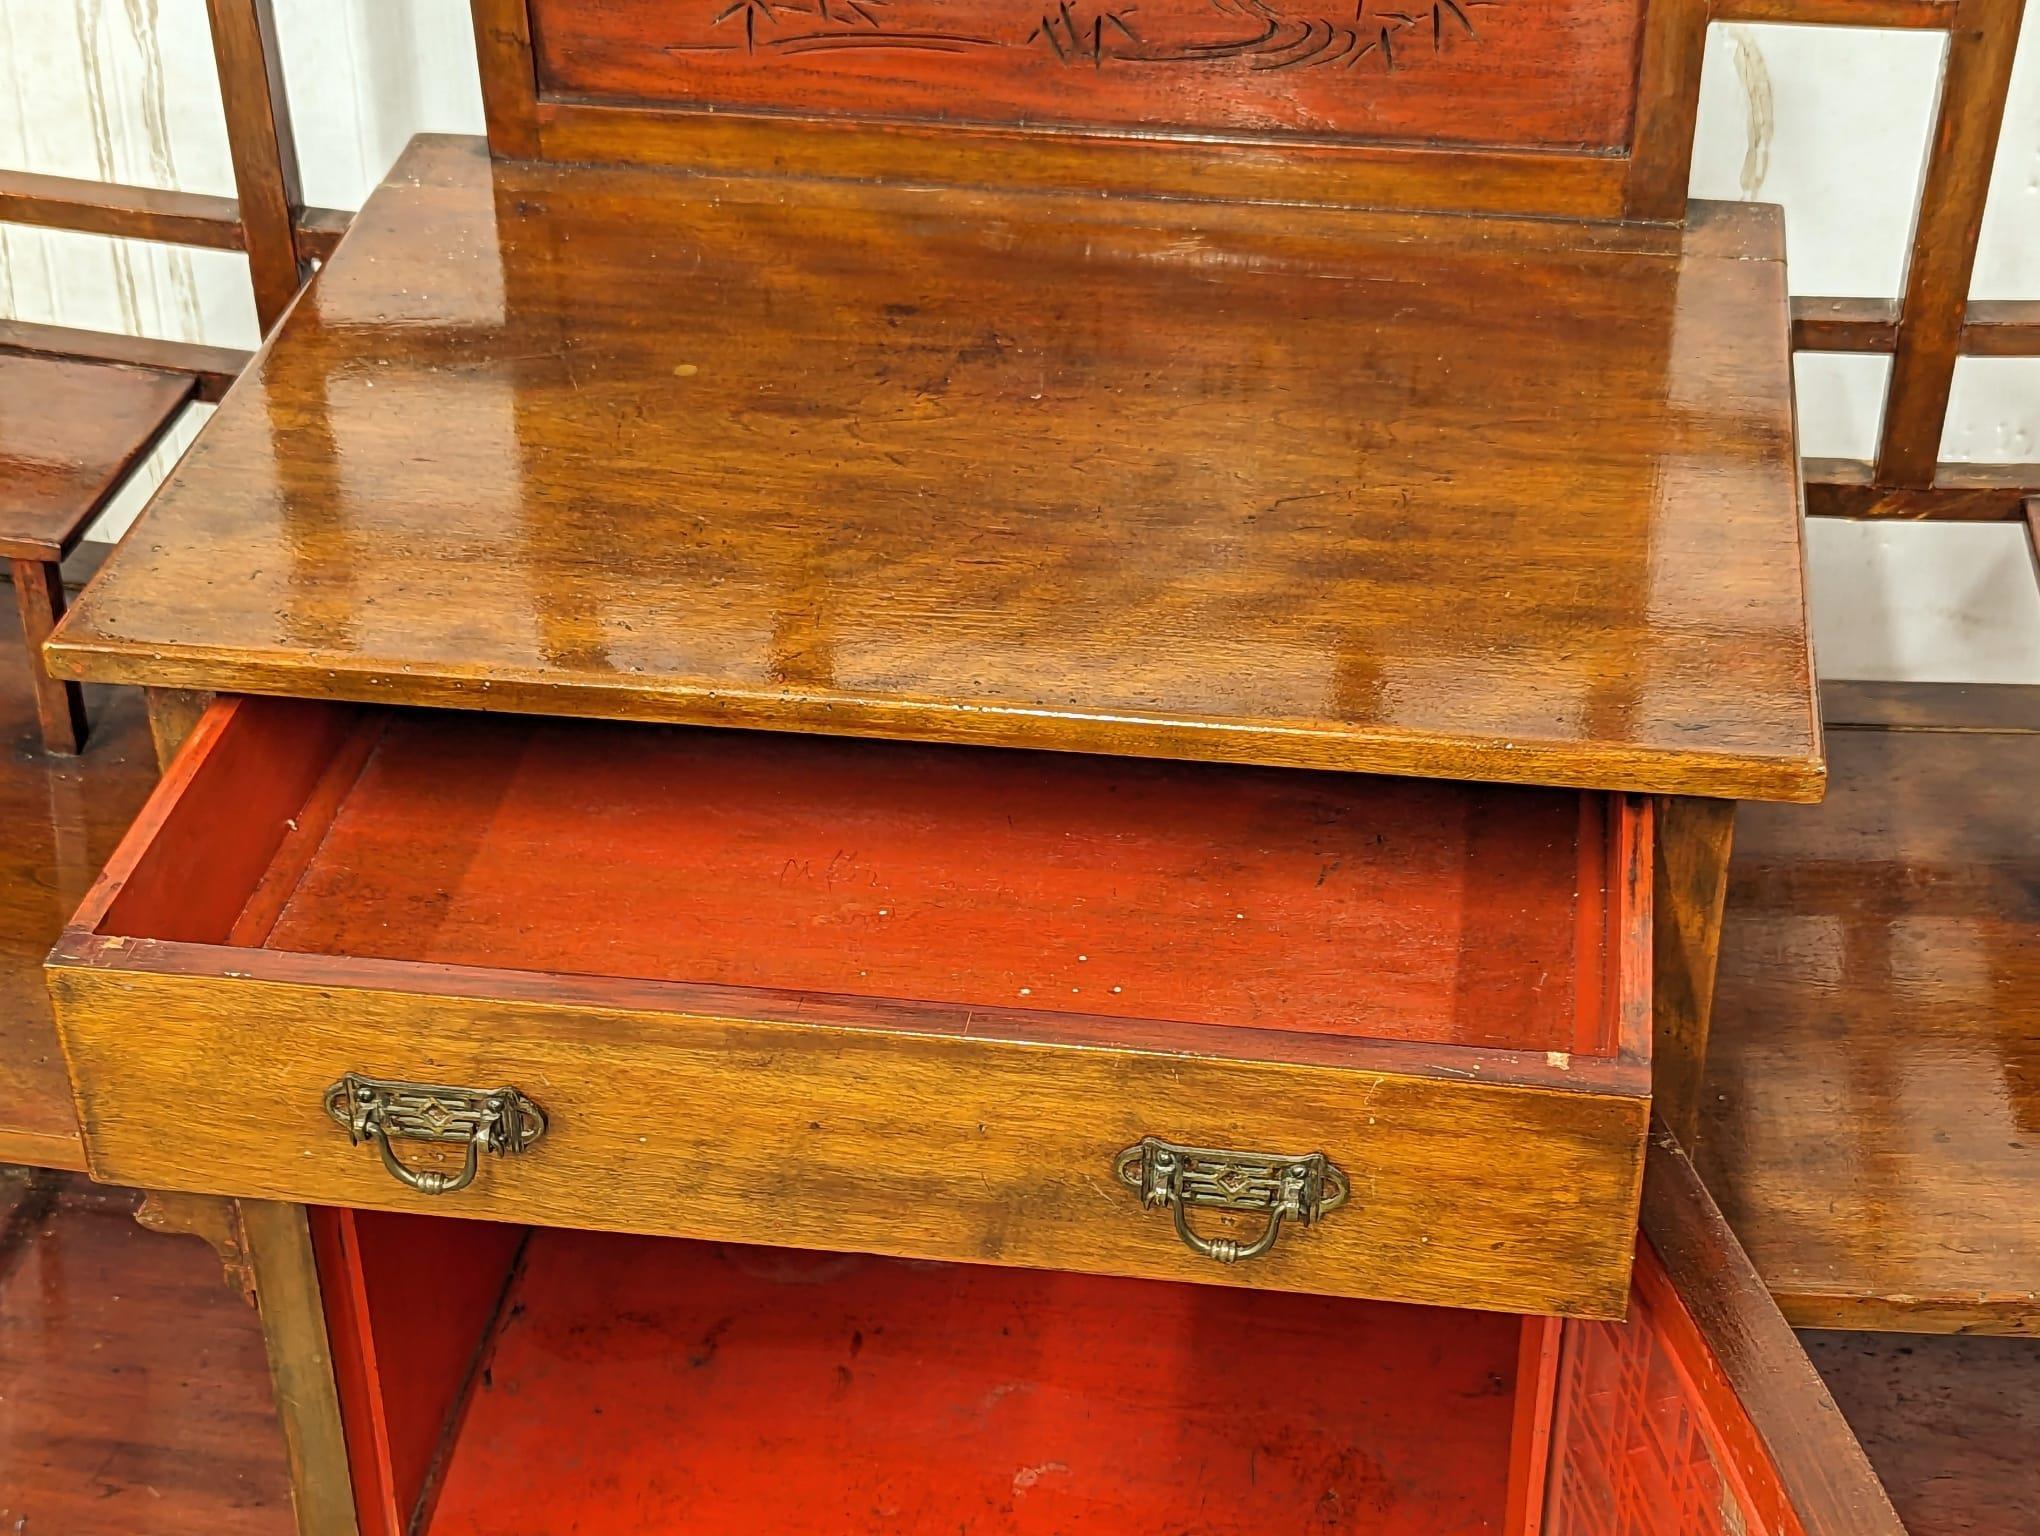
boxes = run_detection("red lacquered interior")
[325,1217,1523,1536]
[93,698,1635,1055]
[314,1213,1792,1536]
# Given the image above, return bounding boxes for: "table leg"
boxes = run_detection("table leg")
[10,557,87,754]
[1652,795,1737,1147]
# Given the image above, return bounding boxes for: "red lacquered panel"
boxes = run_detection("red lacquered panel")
[263,711,1613,1052]
[423,1227,1520,1534]
[532,0,1646,150]
[1546,1244,1805,1536]
[312,1209,524,1536]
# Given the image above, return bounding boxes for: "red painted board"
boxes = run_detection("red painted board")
[312,1208,524,1536]
[261,711,1610,1053]
[532,0,1647,150]
[1546,1243,1803,1536]
[425,1227,1521,1533]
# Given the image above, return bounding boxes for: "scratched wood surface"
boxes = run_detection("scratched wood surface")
[50,136,1819,801]
[1699,689,2040,1334]
[530,0,1646,149]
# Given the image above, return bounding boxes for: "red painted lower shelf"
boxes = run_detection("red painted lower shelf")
[407,1226,1522,1534]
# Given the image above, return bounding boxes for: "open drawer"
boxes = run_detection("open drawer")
[316,1129,1900,1536]
[49,695,1653,1317]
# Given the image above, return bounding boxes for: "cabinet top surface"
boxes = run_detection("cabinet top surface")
[52,135,1821,800]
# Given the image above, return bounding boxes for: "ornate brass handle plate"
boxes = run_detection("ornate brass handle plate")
[323,1074,548,1196]
[1114,1136,1349,1264]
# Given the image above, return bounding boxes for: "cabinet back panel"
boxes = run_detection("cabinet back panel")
[532,0,1646,151]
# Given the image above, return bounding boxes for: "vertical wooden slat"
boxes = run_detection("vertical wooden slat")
[1874,0,2028,486]
[1622,0,1713,220]
[206,0,305,334]
[470,0,543,159]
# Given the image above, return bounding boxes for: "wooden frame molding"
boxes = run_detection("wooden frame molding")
[1875,0,2027,488]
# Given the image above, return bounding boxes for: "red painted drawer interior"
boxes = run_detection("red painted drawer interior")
[316,1208,1830,1536]
[100,697,1641,1055]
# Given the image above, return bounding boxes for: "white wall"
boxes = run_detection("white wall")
[3,2,2037,681]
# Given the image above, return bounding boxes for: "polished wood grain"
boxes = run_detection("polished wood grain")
[50,695,1651,1317]
[0,354,193,563]
[1629,1126,1906,1536]
[421,1226,1522,1534]
[0,573,159,1169]
[0,1172,291,1534]
[1699,698,2040,1333]
[1803,1330,2040,1536]
[532,0,1646,150]
[51,136,1820,801]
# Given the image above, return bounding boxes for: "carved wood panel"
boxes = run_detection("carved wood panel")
[530,0,1646,149]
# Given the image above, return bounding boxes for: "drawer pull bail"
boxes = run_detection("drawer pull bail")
[1113,1137,1349,1265]
[323,1074,548,1196]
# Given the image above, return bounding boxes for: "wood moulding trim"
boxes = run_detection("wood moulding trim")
[1712,0,1957,24]
[533,100,1635,219]
[1803,457,2040,520]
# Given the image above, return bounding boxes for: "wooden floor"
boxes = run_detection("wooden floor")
[0,557,158,1170]
[1700,682,2039,1335]
[0,1169,290,1533]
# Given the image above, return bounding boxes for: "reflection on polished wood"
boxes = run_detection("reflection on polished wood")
[1699,684,2040,1334]
[1804,1330,2040,1536]
[0,566,158,1169]
[52,136,1820,801]
[0,1170,290,1533]
[0,356,192,565]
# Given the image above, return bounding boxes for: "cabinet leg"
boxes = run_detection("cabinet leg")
[142,684,216,770]
[10,557,87,754]
[1652,796,1737,1148]
[240,1198,362,1536]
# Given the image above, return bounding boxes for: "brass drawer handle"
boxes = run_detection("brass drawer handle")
[1114,1137,1349,1265]
[323,1074,548,1196]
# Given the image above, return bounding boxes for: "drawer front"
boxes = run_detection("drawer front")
[52,961,1646,1318]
